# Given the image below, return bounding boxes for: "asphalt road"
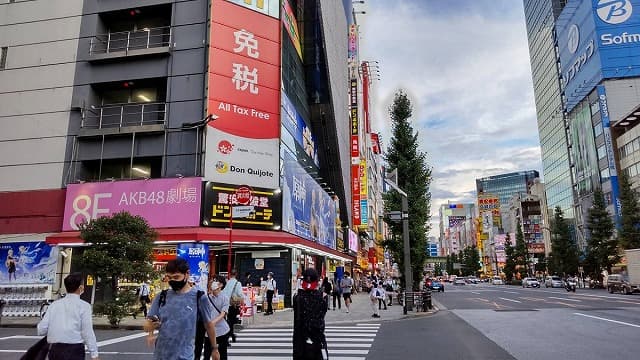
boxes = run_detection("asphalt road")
[1,283,638,359]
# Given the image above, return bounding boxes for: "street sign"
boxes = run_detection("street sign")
[388,211,402,221]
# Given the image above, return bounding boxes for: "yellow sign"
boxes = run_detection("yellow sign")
[86,275,94,286]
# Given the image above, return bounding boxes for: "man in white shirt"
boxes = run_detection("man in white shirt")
[264,272,277,315]
[38,272,99,360]
[220,270,243,343]
[138,281,151,317]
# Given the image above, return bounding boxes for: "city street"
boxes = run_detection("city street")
[2,284,639,359]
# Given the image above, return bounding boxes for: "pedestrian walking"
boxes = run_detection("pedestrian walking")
[145,258,220,360]
[221,270,243,343]
[369,283,382,318]
[137,281,151,318]
[377,281,388,310]
[293,268,328,360]
[331,279,342,310]
[202,275,231,360]
[384,278,394,306]
[321,277,332,298]
[264,272,277,315]
[340,271,354,313]
[37,272,100,360]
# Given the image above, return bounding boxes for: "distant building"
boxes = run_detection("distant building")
[438,202,476,256]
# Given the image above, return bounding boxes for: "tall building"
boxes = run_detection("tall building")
[476,170,540,209]
[438,202,476,256]
[522,0,574,230]
[0,0,356,313]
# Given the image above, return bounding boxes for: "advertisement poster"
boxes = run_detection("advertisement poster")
[63,177,202,231]
[282,150,337,249]
[206,0,281,189]
[201,182,282,230]
[281,92,319,167]
[348,229,359,253]
[177,243,209,291]
[0,242,56,284]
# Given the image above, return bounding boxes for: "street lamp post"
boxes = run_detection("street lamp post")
[385,169,413,311]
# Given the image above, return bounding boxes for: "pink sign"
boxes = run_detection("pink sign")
[348,229,359,252]
[63,177,202,231]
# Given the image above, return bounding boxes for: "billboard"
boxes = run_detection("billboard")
[557,0,640,112]
[281,92,319,166]
[359,159,368,226]
[348,229,358,253]
[225,0,280,18]
[201,182,281,230]
[478,194,501,228]
[0,241,57,284]
[282,0,302,59]
[597,85,622,224]
[282,151,337,249]
[206,0,281,189]
[63,177,202,231]
[177,243,209,291]
[448,216,466,228]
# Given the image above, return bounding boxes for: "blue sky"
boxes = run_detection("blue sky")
[357,0,543,236]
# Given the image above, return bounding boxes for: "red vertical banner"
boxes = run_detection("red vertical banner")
[362,62,371,134]
[205,0,281,189]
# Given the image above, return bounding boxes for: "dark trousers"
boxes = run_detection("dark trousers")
[266,290,275,314]
[227,305,239,339]
[378,297,387,310]
[194,321,206,360]
[48,343,84,360]
[204,332,230,360]
[139,296,149,317]
[332,292,341,309]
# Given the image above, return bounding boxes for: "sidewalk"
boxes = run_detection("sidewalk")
[0,293,437,330]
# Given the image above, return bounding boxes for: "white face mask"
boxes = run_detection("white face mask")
[210,281,221,291]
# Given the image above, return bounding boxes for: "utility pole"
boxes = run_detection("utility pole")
[385,169,413,311]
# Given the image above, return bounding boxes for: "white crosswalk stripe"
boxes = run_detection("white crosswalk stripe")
[228,323,381,360]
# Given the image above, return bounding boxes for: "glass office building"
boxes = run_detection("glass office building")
[522,0,573,219]
[476,171,540,209]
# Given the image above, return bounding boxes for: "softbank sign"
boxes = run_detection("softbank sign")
[598,0,638,44]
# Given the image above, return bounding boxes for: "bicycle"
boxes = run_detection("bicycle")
[40,291,66,319]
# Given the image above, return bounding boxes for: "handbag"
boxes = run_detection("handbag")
[20,336,49,360]
[229,281,244,306]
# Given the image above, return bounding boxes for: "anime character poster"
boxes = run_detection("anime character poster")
[0,242,57,284]
[177,243,209,291]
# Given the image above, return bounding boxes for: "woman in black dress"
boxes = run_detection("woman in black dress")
[293,269,328,360]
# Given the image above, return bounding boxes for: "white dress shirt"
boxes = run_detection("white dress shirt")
[265,278,276,291]
[37,293,99,359]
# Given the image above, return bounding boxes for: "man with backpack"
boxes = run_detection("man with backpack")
[145,258,220,360]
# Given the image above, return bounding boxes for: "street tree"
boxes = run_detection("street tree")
[79,211,156,326]
[515,221,529,279]
[434,263,443,277]
[461,245,481,276]
[548,206,579,276]
[382,90,432,290]
[585,188,619,280]
[503,233,516,282]
[618,172,640,249]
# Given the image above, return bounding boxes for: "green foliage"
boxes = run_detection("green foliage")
[79,212,156,326]
[503,233,516,282]
[584,189,619,277]
[515,221,529,279]
[548,206,579,276]
[445,255,454,275]
[461,245,481,276]
[382,90,432,290]
[618,172,640,249]
[93,291,137,327]
[434,263,443,277]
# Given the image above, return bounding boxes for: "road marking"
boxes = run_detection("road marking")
[574,313,640,328]
[0,335,41,341]
[471,291,481,294]
[502,291,519,294]
[232,342,372,348]
[96,332,148,347]
[519,297,545,302]
[470,297,490,302]
[498,297,521,303]
[549,297,581,302]
[228,357,365,360]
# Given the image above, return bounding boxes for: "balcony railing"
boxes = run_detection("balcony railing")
[89,26,172,55]
[81,102,167,130]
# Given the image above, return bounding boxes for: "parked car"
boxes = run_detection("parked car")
[453,278,466,286]
[491,276,503,285]
[466,277,479,284]
[545,276,563,288]
[607,274,640,295]
[522,277,540,288]
[431,280,444,292]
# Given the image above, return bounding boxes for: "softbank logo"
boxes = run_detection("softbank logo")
[597,0,633,24]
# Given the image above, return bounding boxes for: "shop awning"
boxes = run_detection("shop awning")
[46,227,355,262]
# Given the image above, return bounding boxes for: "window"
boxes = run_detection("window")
[600,167,610,181]
[594,123,603,137]
[597,144,607,160]
[0,47,7,70]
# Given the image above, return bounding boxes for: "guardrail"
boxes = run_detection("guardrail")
[89,26,171,55]
[81,102,167,130]
[401,290,432,314]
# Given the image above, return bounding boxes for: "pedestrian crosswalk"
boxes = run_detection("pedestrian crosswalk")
[227,323,381,360]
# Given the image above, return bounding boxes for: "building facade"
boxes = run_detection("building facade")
[438,202,476,256]
[475,170,540,212]
[0,0,359,314]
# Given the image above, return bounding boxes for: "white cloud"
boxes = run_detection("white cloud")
[360,1,542,237]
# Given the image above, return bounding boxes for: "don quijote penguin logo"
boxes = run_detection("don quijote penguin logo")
[216,161,229,173]
[217,140,234,155]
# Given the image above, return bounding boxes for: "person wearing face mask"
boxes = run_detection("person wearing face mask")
[37,272,100,360]
[202,275,231,360]
[264,272,277,315]
[220,270,243,343]
[145,258,220,360]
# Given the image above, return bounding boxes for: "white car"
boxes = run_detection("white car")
[492,276,503,285]
[522,277,540,288]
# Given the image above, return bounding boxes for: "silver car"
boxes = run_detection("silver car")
[522,277,540,288]
[545,276,563,288]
